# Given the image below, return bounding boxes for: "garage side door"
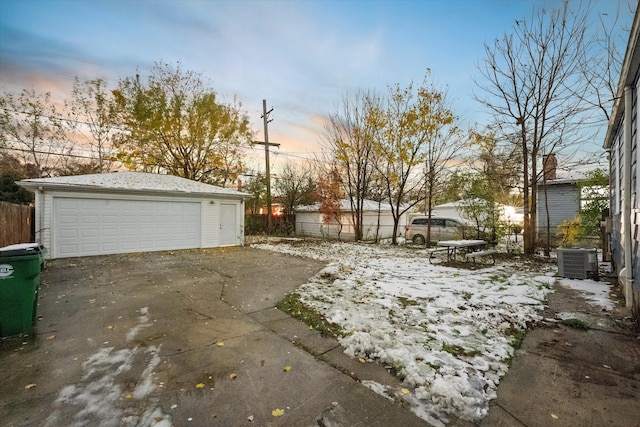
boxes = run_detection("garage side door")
[54,198,201,258]
[219,203,237,246]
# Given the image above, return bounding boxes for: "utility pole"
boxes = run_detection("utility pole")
[253,99,280,230]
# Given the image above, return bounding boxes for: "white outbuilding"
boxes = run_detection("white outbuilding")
[18,172,251,259]
[295,199,408,241]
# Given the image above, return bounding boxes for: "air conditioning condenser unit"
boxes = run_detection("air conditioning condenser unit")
[557,248,598,280]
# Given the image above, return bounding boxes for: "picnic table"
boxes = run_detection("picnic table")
[433,239,488,263]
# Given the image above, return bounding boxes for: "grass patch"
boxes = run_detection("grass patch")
[441,343,480,357]
[392,362,407,381]
[489,273,509,282]
[505,327,527,350]
[562,318,590,330]
[398,296,419,308]
[276,292,345,338]
[461,291,473,301]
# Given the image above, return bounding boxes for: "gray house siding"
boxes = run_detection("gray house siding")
[536,183,580,229]
[604,10,639,316]
[611,213,623,272]
[536,182,580,241]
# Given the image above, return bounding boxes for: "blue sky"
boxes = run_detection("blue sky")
[0,0,635,172]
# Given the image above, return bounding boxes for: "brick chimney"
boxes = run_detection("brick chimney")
[543,153,557,181]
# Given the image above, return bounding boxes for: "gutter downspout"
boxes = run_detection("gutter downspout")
[622,85,633,307]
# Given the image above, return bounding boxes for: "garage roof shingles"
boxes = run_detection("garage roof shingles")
[19,172,250,198]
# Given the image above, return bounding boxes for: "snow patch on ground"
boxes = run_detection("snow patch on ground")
[44,308,171,427]
[558,278,616,311]
[126,306,151,342]
[253,239,557,424]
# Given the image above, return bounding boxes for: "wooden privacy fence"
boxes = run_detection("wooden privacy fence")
[0,201,34,247]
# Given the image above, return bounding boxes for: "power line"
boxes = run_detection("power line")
[1,146,105,160]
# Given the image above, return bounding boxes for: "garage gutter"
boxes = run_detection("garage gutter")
[17,182,253,201]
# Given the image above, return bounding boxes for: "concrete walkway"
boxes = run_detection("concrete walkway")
[482,278,639,427]
[0,248,428,426]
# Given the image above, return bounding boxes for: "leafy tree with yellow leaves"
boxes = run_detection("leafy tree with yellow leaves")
[112,61,253,185]
[376,71,464,245]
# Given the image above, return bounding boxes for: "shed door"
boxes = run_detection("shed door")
[220,203,237,246]
[53,197,201,258]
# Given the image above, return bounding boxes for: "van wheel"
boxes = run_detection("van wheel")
[412,235,426,245]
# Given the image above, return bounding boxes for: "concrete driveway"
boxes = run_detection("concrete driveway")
[0,247,428,426]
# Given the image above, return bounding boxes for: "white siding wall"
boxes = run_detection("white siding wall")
[296,210,407,240]
[40,191,53,252]
[296,212,325,238]
[361,211,407,240]
[431,206,463,221]
[37,191,245,258]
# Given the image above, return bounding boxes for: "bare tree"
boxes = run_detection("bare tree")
[475,2,592,255]
[422,95,466,245]
[68,77,119,173]
[0,89,72,177]
[577,3,631,122]
[274,160,315,215]
[321,90,381,241]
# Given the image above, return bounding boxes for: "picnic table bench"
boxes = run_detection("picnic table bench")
[428,240,496,265]
[427,247,450,263]
[464,248,497,265]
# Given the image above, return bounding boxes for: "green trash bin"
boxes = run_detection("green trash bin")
[0,243,46,337]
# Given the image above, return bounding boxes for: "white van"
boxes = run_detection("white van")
[404,217,471,245]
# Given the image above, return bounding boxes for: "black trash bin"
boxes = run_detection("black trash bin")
[0,243,47,337]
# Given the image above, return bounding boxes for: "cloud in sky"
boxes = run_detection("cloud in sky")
[0,0,634,170]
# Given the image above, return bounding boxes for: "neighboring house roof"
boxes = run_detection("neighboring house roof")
[536,172,586,186]
[537,178,583,186]
[18,172,251,199]
[296,199,404,212]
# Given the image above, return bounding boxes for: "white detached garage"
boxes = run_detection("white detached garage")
[18,172,251,259]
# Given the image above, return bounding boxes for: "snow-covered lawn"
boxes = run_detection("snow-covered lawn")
[251,238,558,426]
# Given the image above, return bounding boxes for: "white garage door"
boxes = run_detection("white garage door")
[53,197,201,258]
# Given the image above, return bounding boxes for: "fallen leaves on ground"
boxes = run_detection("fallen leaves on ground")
[272,408,285,417]
[195,383,205,389]
[24,384,36,390]
[216,341,224,347]
[229,373,237,380]
[283,365,292,372]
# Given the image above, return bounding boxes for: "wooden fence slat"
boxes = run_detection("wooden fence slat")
[0,201,34,247]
